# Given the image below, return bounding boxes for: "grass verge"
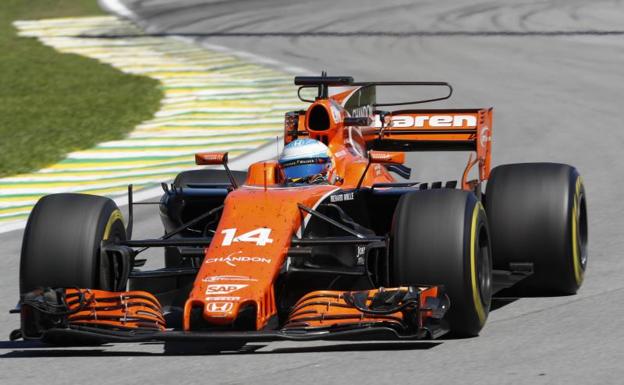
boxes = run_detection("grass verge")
[0,0,162,177]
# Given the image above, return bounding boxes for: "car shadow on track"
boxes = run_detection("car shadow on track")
[490,296,519,311]
[248,341,441,355]
[0,340,441,357]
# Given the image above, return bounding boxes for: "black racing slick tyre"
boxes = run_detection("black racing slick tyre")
[392,189,492,337]
[485,163,588,295]
[173,169,247,188]
[20,193,127,294]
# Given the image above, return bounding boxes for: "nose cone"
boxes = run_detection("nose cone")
[183,184,339,331]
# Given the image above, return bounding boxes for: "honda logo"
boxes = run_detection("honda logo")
[206,302,233,313]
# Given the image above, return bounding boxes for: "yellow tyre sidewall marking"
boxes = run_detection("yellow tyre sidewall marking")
[470,202,486,325]
[572,177,584,286]
[103,209,124,241]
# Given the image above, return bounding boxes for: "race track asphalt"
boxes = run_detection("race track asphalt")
[1,1,623,384]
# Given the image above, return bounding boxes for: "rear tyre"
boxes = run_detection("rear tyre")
[392,189,492,337]
[20,193,126,294]
[486,163,588,294]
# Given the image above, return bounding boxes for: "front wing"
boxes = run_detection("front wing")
[14,286,450,347]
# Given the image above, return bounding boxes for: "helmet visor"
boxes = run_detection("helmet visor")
[281,158,330,180]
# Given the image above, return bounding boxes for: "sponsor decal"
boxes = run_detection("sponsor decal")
[202,275,258,282]
[349,105,373,118]
[205,302,233,313]
[334,149,348,158]
[356,246,366,265]
[329,99,343,123]
[205,284,248,295]
[204,296,240,301]
[330,192,354,203]
[480,126,491,147]
[221,227,273,246]
[205,251,272,267]
[374,114,478,128]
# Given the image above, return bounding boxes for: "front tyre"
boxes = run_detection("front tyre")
[20,193,127,294]
[392,189,492,337]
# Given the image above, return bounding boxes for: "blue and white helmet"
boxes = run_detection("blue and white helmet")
[279,138,331,181]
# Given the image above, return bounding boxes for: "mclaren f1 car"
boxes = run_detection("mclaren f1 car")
[10,75,588,351]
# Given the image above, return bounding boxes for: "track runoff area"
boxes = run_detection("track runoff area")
[0,15,304,233]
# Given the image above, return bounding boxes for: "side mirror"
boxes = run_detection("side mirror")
[356,150,406,190]
[369,150,405,165]
[195,152,228,165]
[194,152,238,189]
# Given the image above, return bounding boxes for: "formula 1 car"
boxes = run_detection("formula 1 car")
[10,74,588,351]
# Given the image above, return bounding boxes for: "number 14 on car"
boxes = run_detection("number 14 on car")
[221,228,274,246]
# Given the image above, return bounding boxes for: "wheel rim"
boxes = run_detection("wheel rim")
[577,193,588,271]
[476,223,492,306]
[100,211,127,291]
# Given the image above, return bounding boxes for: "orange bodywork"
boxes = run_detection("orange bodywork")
[65,288,165,331]
[181,92,492,331]
[195,152,229,165]
[283,286,443,331]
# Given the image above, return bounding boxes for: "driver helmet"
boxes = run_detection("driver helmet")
[279,138,332,183]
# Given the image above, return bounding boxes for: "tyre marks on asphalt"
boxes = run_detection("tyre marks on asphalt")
[0,16,302,231]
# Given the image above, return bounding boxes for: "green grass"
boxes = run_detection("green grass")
[0,0,162,177]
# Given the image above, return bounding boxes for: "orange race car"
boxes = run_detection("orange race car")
[10,74,588,352]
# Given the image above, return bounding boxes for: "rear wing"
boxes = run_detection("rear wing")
[368,108,492,151]
[366,108,493,180]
